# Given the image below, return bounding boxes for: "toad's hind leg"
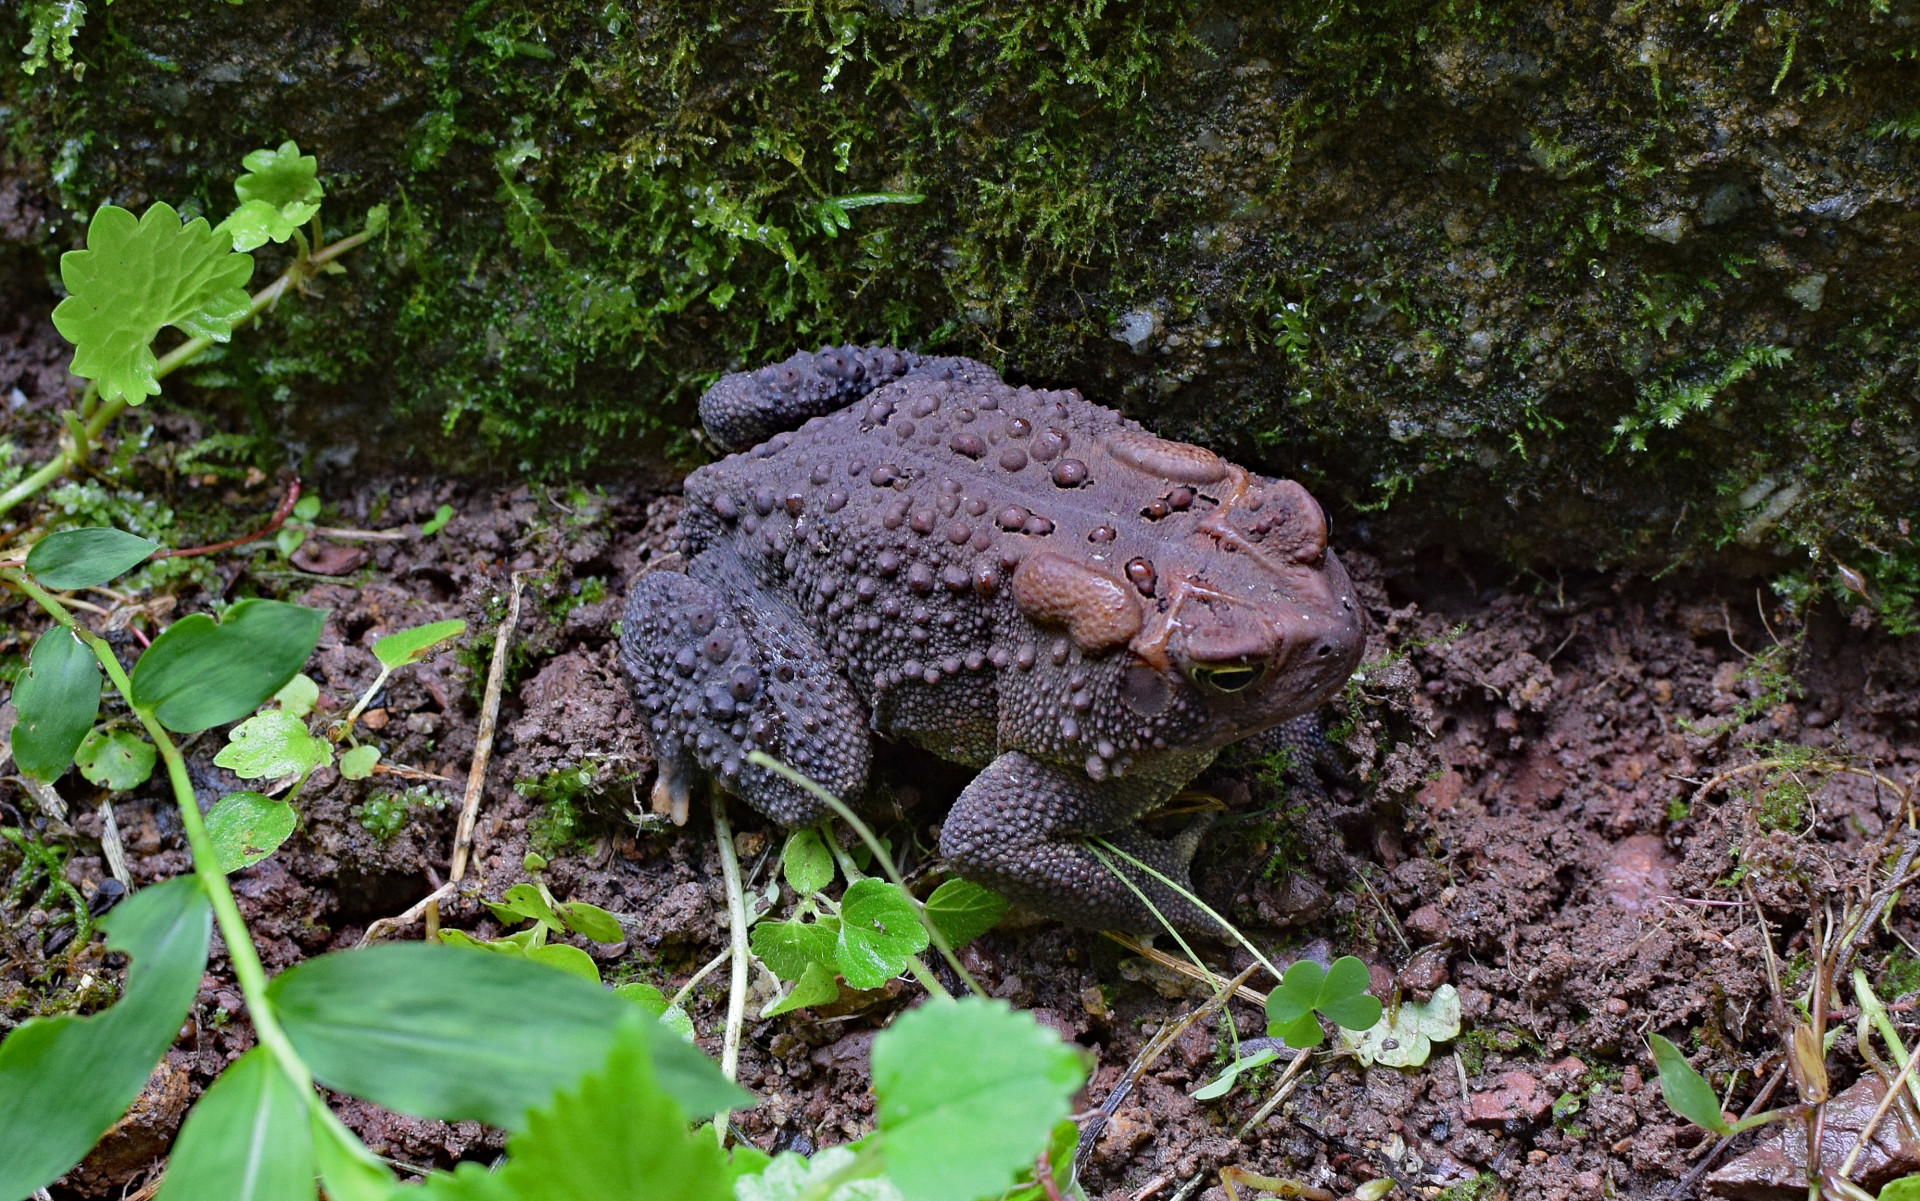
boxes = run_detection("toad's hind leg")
[698,344,1001,451]
[621,562,870,825]
[939,752,1215,932]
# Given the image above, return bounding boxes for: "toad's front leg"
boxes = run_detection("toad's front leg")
[938,750,1216,932]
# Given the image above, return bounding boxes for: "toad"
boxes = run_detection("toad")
[622,346,1364,930]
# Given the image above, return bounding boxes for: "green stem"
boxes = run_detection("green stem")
[711,786,751,1148]
[3,569,311,1089]
[748,750,985,998]
[1084,841,1211,986]
[1091,836,1286,984]
[0,228,372,523]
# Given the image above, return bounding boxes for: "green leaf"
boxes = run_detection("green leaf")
[1264,960,1326,1042]
[617,982,696,1040]
[267,942,749,1130]
[292,494,322,522]
[214,709,331,780]
[1340,984,1461,1068]
[205,792,298,872]
[559,901,623,943]
[0,875,211,1200]
[1267,1012,1322,1049]
[488,882,567,934]
[226,141,324,251]
[421,504,454,536]
[527,943,601,983]
[736,1147,899,1201]
[130,599,326,732]
[24,527,158,589]
[922,880,1008,949]
[751,918,840,982]
[154,1046,315,1201]
[373,619,467,669]
[74,728,157,791]
[274,673,320,717]
[311,1098,398,1201]
[762,961,840,1018]
[10,625,102,782]
[870,998,1086,1201]
[1317,956,1384,1031]
[1190,1047,1279,1101]
[51,203,255,406]
[1881,1178,1920,1201]
[1648,1034,1734,1136]
[837,880,930,990]
[363,204,390,236]
[781,829,835,895]
[337,744,379,780]
[20,0,92,77]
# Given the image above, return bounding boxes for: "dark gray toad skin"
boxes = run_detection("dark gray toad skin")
[622,346,1365,930]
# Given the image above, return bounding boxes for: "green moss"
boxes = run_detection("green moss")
[1,0,1915,586]
[515,765,606,855]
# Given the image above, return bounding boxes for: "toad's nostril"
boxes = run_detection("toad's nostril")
[1316,643,1335,659]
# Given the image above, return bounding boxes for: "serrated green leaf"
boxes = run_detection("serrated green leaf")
[922,880,1007,949]
[559,901,622,943]
[214,709,330,780]
[762,961,840,1018]
[1317,956,1383,1031]
[24,527,158,589]
[781,829,834,895]
[21,0,92,77]
[268,942,749,1130]
[205,792,298,873]
[130,599,326,732]
[736,1147,900,1201]
[10,626,102,781]
[311,1097,399,1201]
[870,998,1085,1201]
[51,203,255,406]
[0,876,211,1200]
[837,880,929,990]
[217,198,301,254]
[234,141,323,224]
[74,728,157,791]
[750,918,840,982]
[374,619,467,669]
[154,1046,314,1201]
[273,673,319,718]
[338,744,379,780]
[1648,1034,1733,1136]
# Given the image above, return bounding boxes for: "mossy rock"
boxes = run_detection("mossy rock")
[3,1,1915,622]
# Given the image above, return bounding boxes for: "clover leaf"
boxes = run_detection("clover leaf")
[52,203,255,406]
[1265,956,1383,1049]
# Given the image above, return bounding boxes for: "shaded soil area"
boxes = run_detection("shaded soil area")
[2,313,1919,1201]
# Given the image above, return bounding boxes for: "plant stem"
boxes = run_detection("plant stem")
[2,569,311,1088]
[711,785,751,1148]
[748,750,986,998]
[1092,837,1285,983]
[0,228,371,522]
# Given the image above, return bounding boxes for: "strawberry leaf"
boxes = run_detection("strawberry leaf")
[51,203,255,406]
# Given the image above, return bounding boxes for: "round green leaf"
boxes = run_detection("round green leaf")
[74,729,157,791]
[373,619,468,669]
[1317,956,1384,1031]
[24,528,158,590]
[213,709,331,780]
[235,141,324,212]
[337,744,380,780]
[130,599,326,732]
[837,880,930,990]
[781,829,835,896]
[923,879,1008,949]
[205,792,297,872]
[10,626,102,782]
[51,203,255,406]
[870,998,1086,1201]
[272,672,319,717]
[750,918,840,982]
[1264,960,1325,1028]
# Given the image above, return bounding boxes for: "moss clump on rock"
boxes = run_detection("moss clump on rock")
[2,1,1915,618]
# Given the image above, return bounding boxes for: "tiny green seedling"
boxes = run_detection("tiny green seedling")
[1647,1034,1782,1137]
[1192,1046,1281,1101]
[441,852,627,983]
[1265,956,1384,1049]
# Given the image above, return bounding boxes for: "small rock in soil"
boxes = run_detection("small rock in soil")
[1467,1069,1551,1126]
[1707,1076,1920,1199]
[1600,834,1674,912]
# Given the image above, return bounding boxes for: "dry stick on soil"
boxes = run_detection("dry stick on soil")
[1100,931,1268,1006]
[711,782,751,1148]
[357,879,460,946]
[1235,1045,1314,1140]
[426,572,526,939]
[1074,962,1262,1168]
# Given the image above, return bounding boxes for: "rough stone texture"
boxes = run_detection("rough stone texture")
[0,2,1915,614]
[622,347,1363,928]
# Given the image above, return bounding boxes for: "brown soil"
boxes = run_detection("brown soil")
[3,302,1918,1201]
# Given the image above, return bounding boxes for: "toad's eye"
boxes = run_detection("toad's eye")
[1193,664,1262,694]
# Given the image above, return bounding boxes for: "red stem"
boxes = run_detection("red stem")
[152,479,301,561]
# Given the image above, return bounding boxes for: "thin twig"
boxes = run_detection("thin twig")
[427,572,525,938]
[357,879,460,947]
[711,783,751,1148]
[1100,930,1267,1006]
[95,798,130,888]
[1840,1022,1920,1178]
[1236,1046,1314,1139]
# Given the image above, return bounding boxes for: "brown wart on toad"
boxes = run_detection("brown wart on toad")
[620,346,1364,931]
